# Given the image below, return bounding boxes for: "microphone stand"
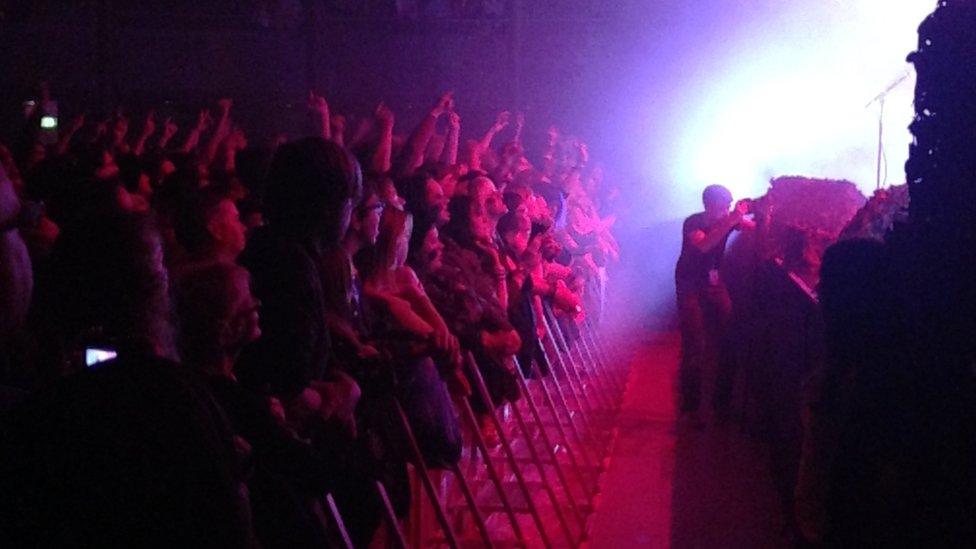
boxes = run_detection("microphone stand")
[866,72,910,190]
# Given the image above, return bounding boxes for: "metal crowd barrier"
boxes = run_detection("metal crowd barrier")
[386,296,631,548]
[321,283,632,547]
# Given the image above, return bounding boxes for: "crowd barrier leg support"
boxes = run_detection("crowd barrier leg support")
[546,312,605,419]
[375,480,409,549]
[323,493,354,549]
[506,367,586,534]
[569,340,612,413]
[575,334,616,412]
[543,305,609,415]
[465,352,555,549]
[588,317,622,381]
[580,319,620,395]
[457,397,528,546]
[514,356,598,501]
[520,358,599,495]
[447,460,494,546]
[393,399,460,548]
[581,316,621,390]
[536,334,601,455]
[507,398,581,544]
[572,316,617,403]
[539,313,599,442]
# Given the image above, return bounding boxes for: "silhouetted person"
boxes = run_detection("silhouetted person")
[0,209,254,547]
[796,238,976,546]
[674,184,752,426]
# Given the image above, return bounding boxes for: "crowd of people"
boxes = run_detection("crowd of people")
[0,88,619,546]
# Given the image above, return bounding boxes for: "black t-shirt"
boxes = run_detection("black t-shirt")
[675,212,733,292]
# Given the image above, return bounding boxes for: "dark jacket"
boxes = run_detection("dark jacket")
[238,226,333,399]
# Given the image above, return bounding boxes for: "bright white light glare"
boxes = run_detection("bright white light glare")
[666,0,933,210]
[85,348,117,367]
[40,115,58,129]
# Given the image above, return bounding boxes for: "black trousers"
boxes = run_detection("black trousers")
[677,285,735,413]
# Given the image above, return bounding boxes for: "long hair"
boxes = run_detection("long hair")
[441,194,475,247]
[360,208,412,281]
[263,137,362,242]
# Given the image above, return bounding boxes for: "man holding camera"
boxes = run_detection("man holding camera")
[674,184,753,428]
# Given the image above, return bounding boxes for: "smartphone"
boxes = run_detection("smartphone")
[85,347,117,368]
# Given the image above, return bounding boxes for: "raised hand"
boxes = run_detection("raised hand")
[447,110,461,130]
[432,91,454,117]
[374,102,395,129]
[69,113,86,133]
[196,109,213,131]
[217,97,233,114]
[94,117,110,139]
[733,199,751,217]
[162,116,178,140]
[547,125,559,144]
[330,114,346,133]
[515,112,525,129]
[140,111,157,137]
[228,127,248,151]
[307,91,329,115]
[575,140,589,164]
[494,111,511,130]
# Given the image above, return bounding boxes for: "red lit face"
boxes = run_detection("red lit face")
[422,227,445,271]
[704,196,732,222]
[439,172,458,200]
[470,205,494,242]
[473,177,507,220]
[209,199,247,259]
[503,225,531,257]
[228,270,261,347]
[541,233,561,261]
[425,178,450,226]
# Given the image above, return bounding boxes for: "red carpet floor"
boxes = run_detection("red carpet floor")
[588,332,788,548]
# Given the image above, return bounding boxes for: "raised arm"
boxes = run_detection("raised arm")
[110,114,130,154]
[512,112,525,145]
[688,203,748,253]
[401,91,452,175]
[541,125,559,176]
[132,111,157,157]
[55,113,85,156]
[330,114,346,148]
[307,91,331,141]
[203,98,234,165]
[468,111,510,171]
[478,110,509,154]
[371,103,395,174]
[180,109,212,154]
[158,117,178,150]
[217,127,247,173]
[440,110,461,166]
